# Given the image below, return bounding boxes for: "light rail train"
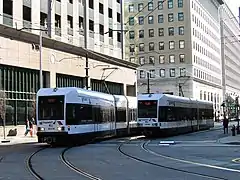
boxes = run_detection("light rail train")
[137,93,214,137]
[36,87,138,145]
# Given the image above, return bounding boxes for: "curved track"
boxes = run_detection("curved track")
[26,147,47,180]
[118,140,227,180]
[60,147,102,180]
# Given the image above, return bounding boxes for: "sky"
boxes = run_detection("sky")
[224,0,240,18]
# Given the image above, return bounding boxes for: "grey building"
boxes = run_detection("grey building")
[124,0,225,114]
[220,3,240,101]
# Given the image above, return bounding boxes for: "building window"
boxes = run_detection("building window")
[89,19,94,31]
[159,55,165,64]
[159,42,164,50]
[159,28,164,36]
[89,0,94,9]
[138,3,143,11]
[169,41,175,49]
[150,70,155,78]
[179,40,185,49]
[129,31,135,39]
[139,30,144,38]
[139,57,145,65]
[179,54,185,62]
[139,43,144,52]
[130,57,135,62]
[180,68,186,76]
[160,69,165,77]
[158,0,164,10]
[139,16,144,25]
[117,13,121,22]
[108,8,112,18]
[117,32,121,42]
[148,2,153,11]
[168,0,173,9]
[129,17,134,25]
[170,69,175,77]
[129,4,134,13]
[149,29,154,37]
[178,0,183,8]
[149,56,155,64]
[169,55,175,63]
[168,27,174,36]
[158,14,164,23]
[148,15,154,24]
[179,26,184,35]
[129,44,135,53]
[99,3,104,14]
[149,42,155,51]
[140,70,145,78]
[200,90,203,100]
[178,12,184,21]
[168,13,174,22]
[99,24,104,35]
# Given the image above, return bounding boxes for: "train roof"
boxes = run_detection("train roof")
[37,87,137,107]
[37,87,115,102]
[137,93,213,105]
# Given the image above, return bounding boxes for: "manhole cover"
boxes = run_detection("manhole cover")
[232,158,240,163]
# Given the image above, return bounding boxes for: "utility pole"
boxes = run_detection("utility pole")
[47,0,52,38]
[84,0,89,90]
[147,72,150,94]
[39,30,43,89]
[120,0,124,60]
[179,84,182,96]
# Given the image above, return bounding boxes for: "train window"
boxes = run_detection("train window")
[66,104,76,125]
[138,100,157,118]
[76,104,93,123]
[38,95,64,120]
[66,103,93,125]
[116,107,126,122]
[92,106,101,123]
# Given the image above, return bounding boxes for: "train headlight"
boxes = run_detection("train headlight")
[38,127,45,131]
[57,127,65,131]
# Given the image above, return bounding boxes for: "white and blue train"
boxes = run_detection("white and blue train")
[36,87,138,145]
[137,93,214,137]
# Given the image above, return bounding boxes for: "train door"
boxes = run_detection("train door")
[109,107,115,135]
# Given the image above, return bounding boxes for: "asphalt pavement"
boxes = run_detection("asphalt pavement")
[0,122,240,179]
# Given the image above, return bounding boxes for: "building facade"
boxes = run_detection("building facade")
[0,0,137,127]
[220,4,240,100]
[124,0,224,114]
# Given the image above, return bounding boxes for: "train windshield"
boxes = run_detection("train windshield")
[138,100,158,118]
[38,95,64,120]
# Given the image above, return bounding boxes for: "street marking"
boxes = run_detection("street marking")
[143,141,240,173]
[232,158,240,163]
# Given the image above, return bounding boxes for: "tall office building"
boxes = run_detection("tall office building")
[124,0,224,114]
[220,3,240,104]
[0,0,137,128]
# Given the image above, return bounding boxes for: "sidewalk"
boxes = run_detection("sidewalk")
[0,135,38,146]
[218,134,240,145]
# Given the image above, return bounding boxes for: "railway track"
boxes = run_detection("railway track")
[26,145,102,180]
[26,147,47,180]
[60,147,102,180]
[118,140,227,180]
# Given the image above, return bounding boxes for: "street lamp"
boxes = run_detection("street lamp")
[17,27,48,89]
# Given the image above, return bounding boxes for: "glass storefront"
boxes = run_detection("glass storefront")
[0,65,47,125]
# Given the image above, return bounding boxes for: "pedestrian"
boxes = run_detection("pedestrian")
[24,119,30,136]
[223,115,229,134]
[29,118,34,137]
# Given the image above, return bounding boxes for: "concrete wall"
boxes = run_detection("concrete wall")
[0,36,137,90]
